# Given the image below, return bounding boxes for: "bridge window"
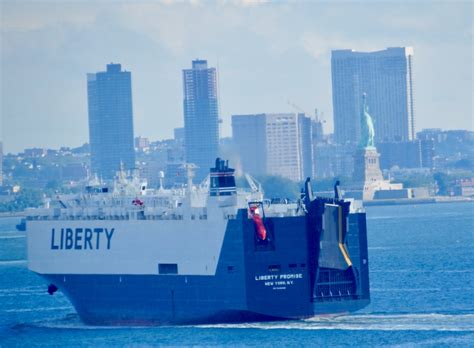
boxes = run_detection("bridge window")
[158,263,178,275]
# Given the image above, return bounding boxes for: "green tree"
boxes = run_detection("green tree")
[396,173,434,188]
[45,179,61,195]
[255,175,300,200]
[0,188,43,212]
[309,176,352,193]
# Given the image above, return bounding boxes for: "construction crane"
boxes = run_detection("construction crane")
[287,100,308,115]
[314,108,326,123]
[287,100,326,124]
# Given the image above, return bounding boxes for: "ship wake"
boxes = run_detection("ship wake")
[195,313,474,332]
[16,313,474,332]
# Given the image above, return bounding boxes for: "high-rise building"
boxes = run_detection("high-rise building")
[232,113,312,182]
[298,114,314,179]
[232,114,267,177]
[313,143,354,179]
[87,63,135,179]
[377,140,422,169]
[173,127,185,144]
[182,59,219,181]
[134,136,150,151]
[331,47,415,144]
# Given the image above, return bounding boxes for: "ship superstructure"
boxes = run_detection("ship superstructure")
[26,158,370,325]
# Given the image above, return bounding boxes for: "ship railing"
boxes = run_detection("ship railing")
[190,214,208,220]
[25,209,193,221]
[264,206,302,217]
[26,215,50,221]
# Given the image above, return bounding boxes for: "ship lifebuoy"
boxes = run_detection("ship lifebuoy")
[132,198,144,206]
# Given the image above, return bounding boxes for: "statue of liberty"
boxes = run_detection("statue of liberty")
[359,93,375,148]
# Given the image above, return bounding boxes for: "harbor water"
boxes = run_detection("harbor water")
[0,202,473,347]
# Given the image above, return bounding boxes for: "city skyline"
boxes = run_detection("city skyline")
[1,1,472,153]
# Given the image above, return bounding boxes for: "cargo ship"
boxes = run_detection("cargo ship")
[25,158,370,325]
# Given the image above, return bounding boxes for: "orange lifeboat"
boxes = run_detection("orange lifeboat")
[249,206,267,241]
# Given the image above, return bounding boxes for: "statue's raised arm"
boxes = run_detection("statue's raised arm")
[359,93,375,148]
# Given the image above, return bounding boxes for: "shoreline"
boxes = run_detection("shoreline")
[364,196,473,206]
[0,197,472,215]
[0,212,25,218]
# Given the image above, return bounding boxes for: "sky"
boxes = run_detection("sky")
[0,0,472,154]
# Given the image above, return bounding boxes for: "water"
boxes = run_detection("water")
[1,202,473,347]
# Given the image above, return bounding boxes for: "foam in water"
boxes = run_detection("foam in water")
[5,306,72,313]
[22,314,154,331]
[194,313,474,332]
[0,260,27,266]
[0,235,25,240]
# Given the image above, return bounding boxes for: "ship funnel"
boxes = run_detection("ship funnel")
[210,158,236,197]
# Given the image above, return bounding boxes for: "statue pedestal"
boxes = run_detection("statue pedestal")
[353,147,384,200]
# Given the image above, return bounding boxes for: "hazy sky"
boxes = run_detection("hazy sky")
[1,0,472,153]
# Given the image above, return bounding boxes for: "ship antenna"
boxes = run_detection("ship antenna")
[159,171,165,191]
[304,177,314,206]
[182,163,197,194]
[334,180,341,200]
